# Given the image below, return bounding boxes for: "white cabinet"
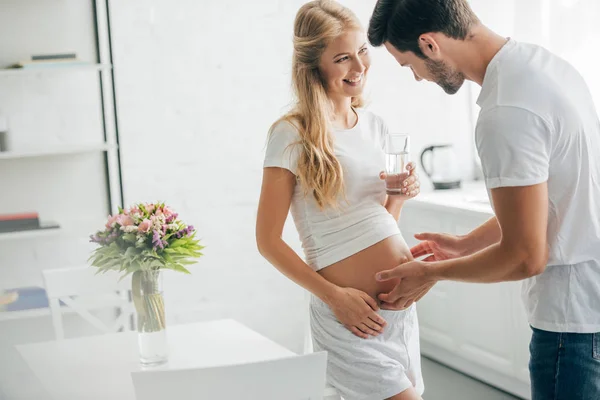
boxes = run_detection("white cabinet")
[401,198,531,399]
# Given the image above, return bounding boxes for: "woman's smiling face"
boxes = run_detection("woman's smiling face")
[319,29,371,101]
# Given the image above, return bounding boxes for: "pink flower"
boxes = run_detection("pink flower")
[145,203,155,213]
[105,214,119,229]
[116,214,134,227]
[138,219,152,233]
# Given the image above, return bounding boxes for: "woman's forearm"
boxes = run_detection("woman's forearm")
[258,237,340,303]
[384,196,405,221]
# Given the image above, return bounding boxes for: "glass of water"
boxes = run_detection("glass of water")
[384,133,410,195]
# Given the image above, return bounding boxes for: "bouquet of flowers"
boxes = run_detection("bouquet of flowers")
[89,202,204,276]
[89,202,203,359]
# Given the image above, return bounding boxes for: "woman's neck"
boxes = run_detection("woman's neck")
[330,96,357,130]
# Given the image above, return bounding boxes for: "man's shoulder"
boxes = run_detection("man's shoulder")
[503,43,574,92]
[483,45,571,120]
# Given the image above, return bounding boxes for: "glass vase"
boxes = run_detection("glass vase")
[132,269,168,366]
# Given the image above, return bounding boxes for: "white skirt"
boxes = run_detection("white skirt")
[310,295,424,400]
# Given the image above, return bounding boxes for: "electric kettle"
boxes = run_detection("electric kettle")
[420,144,462,190]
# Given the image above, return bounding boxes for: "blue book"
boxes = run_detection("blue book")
[0,287,49,312]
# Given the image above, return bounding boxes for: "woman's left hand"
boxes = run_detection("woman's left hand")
[380,162,420,199]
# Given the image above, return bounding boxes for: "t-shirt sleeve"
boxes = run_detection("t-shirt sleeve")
[263,120,302,175]
[373,113,390,150]
[476,106,552,189]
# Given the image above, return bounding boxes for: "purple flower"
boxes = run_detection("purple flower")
[165,213,178,224]
[172,224,194,240]
[90,231,118,245]
[152,230,163,249]
[186,225,194,237]
[152,230,167,250]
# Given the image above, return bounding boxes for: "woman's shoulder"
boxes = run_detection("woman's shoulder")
[264,116,303,173]
[266,116,303,153]
[270,116,302,138]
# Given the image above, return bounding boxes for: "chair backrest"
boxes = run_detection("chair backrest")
[42,266,133,340]
[131,352,328,400]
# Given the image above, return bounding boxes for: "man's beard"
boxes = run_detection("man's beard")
[424,58,465,95]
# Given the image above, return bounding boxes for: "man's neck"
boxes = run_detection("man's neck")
[452,25,509,86]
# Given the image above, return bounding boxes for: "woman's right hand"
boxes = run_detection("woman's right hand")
[327,287,387,339]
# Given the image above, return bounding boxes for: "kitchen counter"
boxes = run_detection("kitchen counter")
[410,180,494,216]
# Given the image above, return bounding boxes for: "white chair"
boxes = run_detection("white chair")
[303,291,343,400]
[42,266,133,340]
[131,352,328,400]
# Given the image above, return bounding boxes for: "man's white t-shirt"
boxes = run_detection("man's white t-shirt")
[476,39,600,333]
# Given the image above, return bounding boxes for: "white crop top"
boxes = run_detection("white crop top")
[263,109,401,271]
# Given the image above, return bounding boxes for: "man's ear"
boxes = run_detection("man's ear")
[418,33,441,59]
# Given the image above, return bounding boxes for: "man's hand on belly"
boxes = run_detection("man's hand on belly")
[375,260,436,310]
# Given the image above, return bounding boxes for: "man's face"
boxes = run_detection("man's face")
[384,42,465,95]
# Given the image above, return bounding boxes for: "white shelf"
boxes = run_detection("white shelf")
[0,224,61,241]
[0,307,52,322]
[0,63,112,76]
[0,143,117,160]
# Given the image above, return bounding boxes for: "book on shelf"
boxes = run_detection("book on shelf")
[0,212,60,233]
[0,286,55,312]
[0,212,39,233]
[31,53,77,61]
[9,53,91,69]
[0,287,48,312]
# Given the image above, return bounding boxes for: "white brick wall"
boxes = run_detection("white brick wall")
[110,0,474,352]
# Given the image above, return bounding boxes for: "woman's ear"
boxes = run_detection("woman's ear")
[418,33,441,59]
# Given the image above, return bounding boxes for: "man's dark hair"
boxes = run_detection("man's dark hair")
[368,0,479,59]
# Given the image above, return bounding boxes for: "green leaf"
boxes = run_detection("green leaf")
[169,264,191,274]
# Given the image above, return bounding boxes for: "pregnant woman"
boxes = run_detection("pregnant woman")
[256,1,424,399]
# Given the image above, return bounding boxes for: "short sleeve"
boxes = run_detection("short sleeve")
[263,120,302,175]
[476,106,552,189]
[371,112,390,150]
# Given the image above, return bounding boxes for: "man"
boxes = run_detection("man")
[367,0,600,399]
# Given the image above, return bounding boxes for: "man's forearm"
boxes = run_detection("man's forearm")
[424,185,549,285]
[428,241,541,283]
[461,217,501,255]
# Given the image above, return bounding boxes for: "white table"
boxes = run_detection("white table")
[16,319,296,400]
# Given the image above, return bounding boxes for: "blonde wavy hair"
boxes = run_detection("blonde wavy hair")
[270,0,365,209]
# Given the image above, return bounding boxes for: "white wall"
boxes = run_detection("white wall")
[110,0,473,352]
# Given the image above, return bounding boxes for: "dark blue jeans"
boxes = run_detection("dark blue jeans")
[530,327,600,400]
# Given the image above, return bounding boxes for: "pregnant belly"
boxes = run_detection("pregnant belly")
[317,234,412,302]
